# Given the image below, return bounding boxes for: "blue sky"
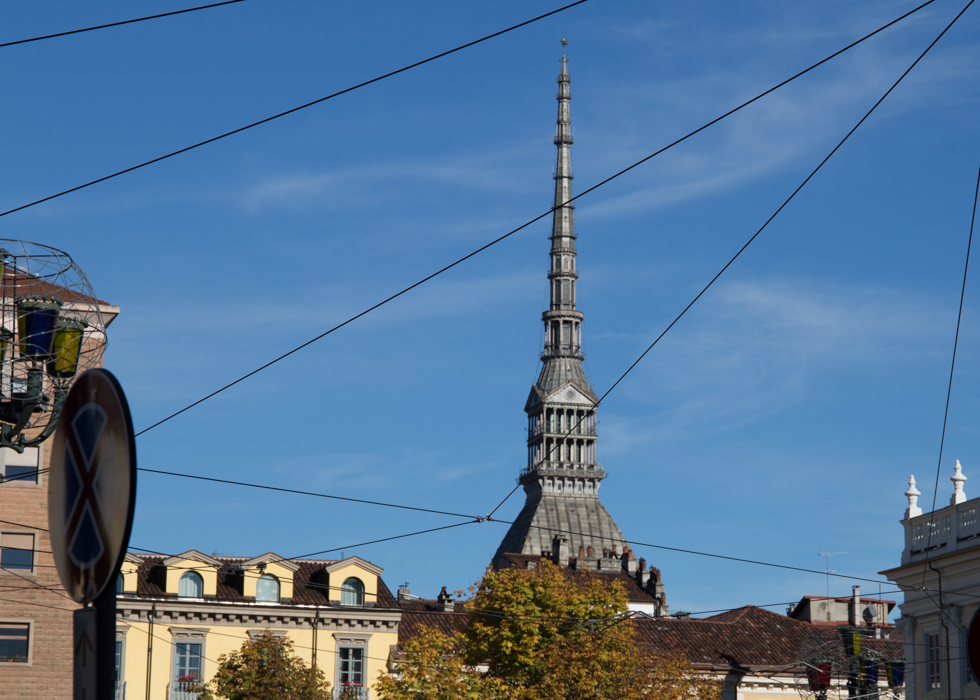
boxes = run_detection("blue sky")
[3,0,979,616]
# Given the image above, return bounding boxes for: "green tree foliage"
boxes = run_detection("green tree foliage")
[374,625,507,700]
[202,632,331,700]
[375,559,721,700]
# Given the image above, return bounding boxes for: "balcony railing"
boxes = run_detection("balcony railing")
[540,343,583,360]
[115,681,126,700]
[168,681,202,700]
[530,423,596,438]
[335,685,369,700]
[519,461,605,481]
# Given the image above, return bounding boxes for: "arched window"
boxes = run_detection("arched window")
[341,577,364,607]
[256,574,280,603]
[178,572,203,598]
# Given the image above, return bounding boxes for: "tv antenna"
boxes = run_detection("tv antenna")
[817,552,846,622]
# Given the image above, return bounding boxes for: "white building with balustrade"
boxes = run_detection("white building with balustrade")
[882,461,980,700]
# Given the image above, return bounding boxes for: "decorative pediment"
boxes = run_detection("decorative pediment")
[162,550,220,597]
[543,383,596,406]
[242,552,299,572]
[163,549,221,568]
[324,556,383,576]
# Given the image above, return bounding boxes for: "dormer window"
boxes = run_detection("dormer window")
[341,577,364,607]
[178,572,203,598]
[256,574,280,603]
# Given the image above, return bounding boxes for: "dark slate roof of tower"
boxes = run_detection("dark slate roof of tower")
[529,357,598,405]
[494,492,627,561]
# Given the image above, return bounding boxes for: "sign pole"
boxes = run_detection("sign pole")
[94,583,117,700]
[48,369,137,700]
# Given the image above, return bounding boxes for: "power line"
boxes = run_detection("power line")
[291,520,480,560]
[130,0,940,439]
[0,0,588,222]
[0,517,48,531]
[920,160,980,583]
[0,468,47,485]
[491,519,912,589]
[0,0,245,49]
[136,466,479,519]
[486,0,971,521]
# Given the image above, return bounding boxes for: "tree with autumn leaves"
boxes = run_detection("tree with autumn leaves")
[375,559,720,700]
[199,633,332,700]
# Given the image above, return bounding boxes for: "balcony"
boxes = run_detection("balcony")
[335,685,369,700]
[530,422,596,438]
[547,267,578,278]
[903,496,980,565]
[519,462,605,482]
[168,681,202,700]
[540,344,583,360]
[115,682,126,700]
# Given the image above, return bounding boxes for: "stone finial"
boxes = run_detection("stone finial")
[906,475,922,519]
[951,460,968,505]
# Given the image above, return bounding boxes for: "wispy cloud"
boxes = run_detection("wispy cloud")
[598,277,950,450]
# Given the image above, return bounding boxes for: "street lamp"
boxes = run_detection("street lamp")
[0,242,108,452]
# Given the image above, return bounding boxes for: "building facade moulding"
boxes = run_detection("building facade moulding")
[118,601,399,631]
[169,626,209,641]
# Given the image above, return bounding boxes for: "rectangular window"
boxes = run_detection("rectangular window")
[174,642,203,682]
[0,623,29,662]
[338,647,364,686]
[115,640,123,681]
[928,633,942,689]
[0,533,34,571]
[0,447,39,485]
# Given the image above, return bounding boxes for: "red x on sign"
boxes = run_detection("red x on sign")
[49,369,136,605]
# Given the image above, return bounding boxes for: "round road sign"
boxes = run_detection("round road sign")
[970,608,980,681]
[49,369,136,604]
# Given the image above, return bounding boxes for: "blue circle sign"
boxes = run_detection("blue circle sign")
[48,369,136,604]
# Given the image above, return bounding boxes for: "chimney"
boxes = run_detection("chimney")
[437,586,454,612]
[578,544,585,558]
[552,535,570,566]
[587,546,593,558]
[637,558,650,587]
[397,583,412,602]
[849,586,860,626]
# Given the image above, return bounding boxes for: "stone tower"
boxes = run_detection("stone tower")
[494,52,629,562]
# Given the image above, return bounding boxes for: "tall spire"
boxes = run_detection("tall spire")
[493,47,636,574]
[543,48,583,361]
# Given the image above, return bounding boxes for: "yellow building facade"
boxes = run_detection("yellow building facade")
[116,549,400,700]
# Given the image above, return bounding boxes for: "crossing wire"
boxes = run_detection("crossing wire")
[919,160,980,580]
[127,0,941,439]
[484,0,976,521]
[0,0,588,221]
[0,0,245,49]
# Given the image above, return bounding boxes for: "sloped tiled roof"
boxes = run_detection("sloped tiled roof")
[399,599,468,641]
[396,601,904,673]
[126,553,398,608]
[635,606,903,671]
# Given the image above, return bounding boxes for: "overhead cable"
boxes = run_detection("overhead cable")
[484,0,975,521]
[0,0,245,49]
[136,466,479,519]
[130,0,941,438]
[919,160,980,582]
[0,0,588,221]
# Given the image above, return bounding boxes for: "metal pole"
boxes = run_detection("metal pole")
[93,582,116,700]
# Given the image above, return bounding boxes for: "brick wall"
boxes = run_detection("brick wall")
[0,434,80,698]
